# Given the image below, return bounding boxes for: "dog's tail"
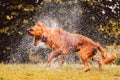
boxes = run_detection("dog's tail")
[97,43,117,64]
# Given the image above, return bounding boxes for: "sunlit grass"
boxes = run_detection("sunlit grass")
[0,63,120,80]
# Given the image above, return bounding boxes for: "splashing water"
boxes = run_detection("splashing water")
[10,1,83,63]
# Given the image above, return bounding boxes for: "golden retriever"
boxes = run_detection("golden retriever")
[27,21,117,72]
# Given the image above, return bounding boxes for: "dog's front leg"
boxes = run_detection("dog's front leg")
[47,50,60,68]
[59,54,66,69]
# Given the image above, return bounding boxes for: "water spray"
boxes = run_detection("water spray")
[10,1,83,63]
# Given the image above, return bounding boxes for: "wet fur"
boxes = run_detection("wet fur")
[27,21,117,72]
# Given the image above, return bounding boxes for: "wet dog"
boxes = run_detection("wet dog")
[27,21,117,72]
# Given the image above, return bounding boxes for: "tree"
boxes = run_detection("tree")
[0,0,119,63]
[0,0,43,63]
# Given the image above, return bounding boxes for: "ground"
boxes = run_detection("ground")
[0,63,120,80]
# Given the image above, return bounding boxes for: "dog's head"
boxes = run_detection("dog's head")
[27,21,45,46]
[27,22,44,36]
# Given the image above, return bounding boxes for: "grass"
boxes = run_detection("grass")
[0,45,120,80]
[0,63,120,80]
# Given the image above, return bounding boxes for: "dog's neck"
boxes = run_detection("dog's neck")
[41,27,53,43]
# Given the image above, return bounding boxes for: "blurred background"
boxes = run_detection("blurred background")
[0,0,119,64]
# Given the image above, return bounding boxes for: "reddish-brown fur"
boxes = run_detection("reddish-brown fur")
[27,21,117,72]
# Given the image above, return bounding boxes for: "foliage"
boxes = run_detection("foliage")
[0,0,119,63]
[80,0,120,45]
[0,0,43,63]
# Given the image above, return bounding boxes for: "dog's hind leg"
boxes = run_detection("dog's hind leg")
[78,50,90,72]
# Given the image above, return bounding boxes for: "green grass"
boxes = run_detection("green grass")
[0,63,120,80]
